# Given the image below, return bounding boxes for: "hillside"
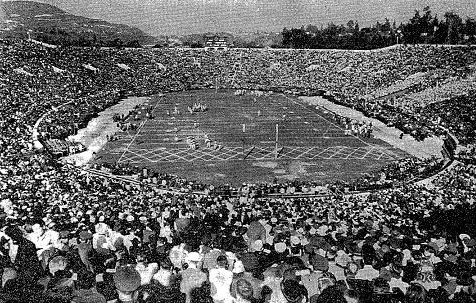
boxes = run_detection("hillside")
[0,1,154,46]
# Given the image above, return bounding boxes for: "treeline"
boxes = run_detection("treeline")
[281,7,476,49]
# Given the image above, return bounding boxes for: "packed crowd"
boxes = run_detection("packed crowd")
[0,155,475,303]
[1,39,476,303]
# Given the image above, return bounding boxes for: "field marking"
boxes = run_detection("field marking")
[376,152,384,160]
[281,94,374,148]
[116,143,399,163]
[117,100,161,163]
[360,147,375,159]
[108,92,401,170]
[328,146,347,158]
[345,147,364,159]
[117,119,148,163]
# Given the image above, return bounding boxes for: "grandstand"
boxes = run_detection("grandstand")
[0,37,476,303]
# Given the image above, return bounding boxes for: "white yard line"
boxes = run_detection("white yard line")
[117,100,161,163]
[359,147,375,159]
[282,94,374,147]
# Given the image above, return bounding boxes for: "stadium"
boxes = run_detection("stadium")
[1,1,476,303]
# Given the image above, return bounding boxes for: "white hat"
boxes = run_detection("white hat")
[186,252,202,262]
[290,236,300,245]
[274,242,286,253]
[251,240,263,252]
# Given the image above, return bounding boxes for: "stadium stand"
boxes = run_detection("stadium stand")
[0,39,475,303]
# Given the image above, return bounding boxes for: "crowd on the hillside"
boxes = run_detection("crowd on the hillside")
[1,39,476,303]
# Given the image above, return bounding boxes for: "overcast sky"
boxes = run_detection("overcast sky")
[4,0,476,36]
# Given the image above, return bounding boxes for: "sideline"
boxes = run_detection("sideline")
[300,96,444,159]
[32,100,74,149]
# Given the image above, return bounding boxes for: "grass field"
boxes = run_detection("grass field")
[95,89,406,185]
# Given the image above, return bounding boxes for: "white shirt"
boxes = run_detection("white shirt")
[28,229,59,257]
[209,267,233,302]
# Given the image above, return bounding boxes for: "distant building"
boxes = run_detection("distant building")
[204,35,230,50]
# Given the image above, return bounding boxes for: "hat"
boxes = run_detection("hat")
[281,279,304,303]
[114,265,141,292]
[290,236,300,246]
[274,242,287,253]
[251,240,263,252]
[186,252,202,263]
[310,254,329,271]
[459,234,471,241]
[335,251,351,268]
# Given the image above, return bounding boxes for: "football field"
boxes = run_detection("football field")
[95,89,406,185]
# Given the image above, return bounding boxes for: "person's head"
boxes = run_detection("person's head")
[310,254,329,272]
[235,278,253,300]
[113,265,141,302]
[345,262,359,277]
[31,222,44,234]
[186,252,202,269]
[281,279,306,303]
[343,289,360,303]
[405,283,428,303]
[1,267,17,288]
[4,226,23,243]
[160,258,173,271]
[315,285,346,303]
[217,255,228,269]
[49,255,68,276]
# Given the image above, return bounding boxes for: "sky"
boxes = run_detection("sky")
[2,0,476,36]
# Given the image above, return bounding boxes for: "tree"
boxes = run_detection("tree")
[463,18,476,42]
[445,12,462,44]
[347,20,355,33]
